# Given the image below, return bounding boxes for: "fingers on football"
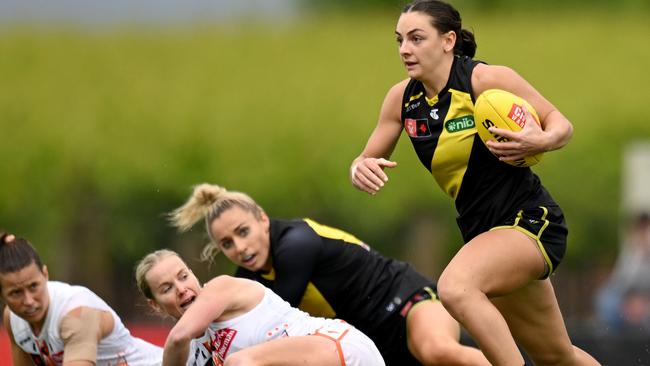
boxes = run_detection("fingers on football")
[488,126,518,140]
[485,139,518,152]
[499,152,527,162]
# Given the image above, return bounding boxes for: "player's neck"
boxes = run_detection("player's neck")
[30,316,46,336]
[421,57,453,98]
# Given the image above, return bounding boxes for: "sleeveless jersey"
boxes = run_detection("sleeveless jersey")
[401,55,557,242]
[9,281,162,366]
[187,286,383,366]
[235,218,431,335]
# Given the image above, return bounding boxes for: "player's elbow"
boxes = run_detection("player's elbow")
[544,110,573,152]
[555,118,574,151]
[165,327,192,349]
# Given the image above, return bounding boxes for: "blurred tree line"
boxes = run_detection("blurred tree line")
[301,0,649,10]
[0,5,649,320]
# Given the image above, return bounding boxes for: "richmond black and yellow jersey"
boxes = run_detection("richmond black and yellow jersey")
[235,218,431,337]
[401,55,558,242]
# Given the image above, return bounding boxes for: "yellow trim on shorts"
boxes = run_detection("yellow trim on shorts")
[491,206,553,277]
[407,286,439,314]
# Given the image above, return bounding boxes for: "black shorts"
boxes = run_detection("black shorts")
[492,205,568,278]
[370,286,438,366]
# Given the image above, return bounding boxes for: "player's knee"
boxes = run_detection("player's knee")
[413,336,461,366]
[437,273,471,311]
[224,351,261,366]
[527,345,576,366]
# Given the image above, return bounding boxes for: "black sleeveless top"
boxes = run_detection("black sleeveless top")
[401,55,557,242]
[236,218,430,335]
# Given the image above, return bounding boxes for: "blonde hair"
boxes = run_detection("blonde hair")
[169,183,264,262]
[134,249,179,300]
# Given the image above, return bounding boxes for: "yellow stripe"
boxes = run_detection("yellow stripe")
[404,91,424,108]
[540,206,549,221]
[261,268,276,280]
[430,88,475,198]
[425,94,439,106]
[300,218,368,317]
[490,206,553,275]
[303,218,365,246]
[299,282,336,318]
[423,286,438,301]
[405,287,439,315]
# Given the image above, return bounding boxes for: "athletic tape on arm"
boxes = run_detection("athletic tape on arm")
[60,307,107,363]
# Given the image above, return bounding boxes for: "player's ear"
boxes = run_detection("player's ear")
[146,298,161,313]
[443,30,456,53]
[260,210,270,226]
[260,211,270,235]
[42,265,49,281]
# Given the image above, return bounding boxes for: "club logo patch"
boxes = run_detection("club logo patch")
[445,115,475,133]
[31,340,64,365]
[405,118,431,137]
[207,328,237,366]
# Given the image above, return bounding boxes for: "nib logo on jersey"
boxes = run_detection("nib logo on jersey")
[445,115,475,133]
[405,118,431,138]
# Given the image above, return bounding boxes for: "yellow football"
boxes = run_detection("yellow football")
[474,89,543,167]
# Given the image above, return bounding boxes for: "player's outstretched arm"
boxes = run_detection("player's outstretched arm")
[60,306,114,366]
[163,275,242,366]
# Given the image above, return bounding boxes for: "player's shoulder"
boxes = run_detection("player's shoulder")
[270,219,324,260]
[205,275,258,295]
[387,78,411,98]
[51,281,98,302]
[472,64,519,95]
[278,219,322,246]
[379,78,412,119]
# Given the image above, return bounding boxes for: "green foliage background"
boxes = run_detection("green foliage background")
[1,6,649,315]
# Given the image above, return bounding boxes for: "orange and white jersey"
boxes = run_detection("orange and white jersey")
[10,281,162,366]
[187,285,384,366]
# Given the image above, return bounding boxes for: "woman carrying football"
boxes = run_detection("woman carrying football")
[350,0,600,365]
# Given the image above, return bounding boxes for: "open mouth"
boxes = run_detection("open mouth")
[180,296,196,310]
[241,253,256,266]
[23,308,40,317]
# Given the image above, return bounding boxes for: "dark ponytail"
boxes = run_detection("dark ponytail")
[456,28,476,58]
[403,0,477,58]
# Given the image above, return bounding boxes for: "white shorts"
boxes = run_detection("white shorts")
[311,320,385,366]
